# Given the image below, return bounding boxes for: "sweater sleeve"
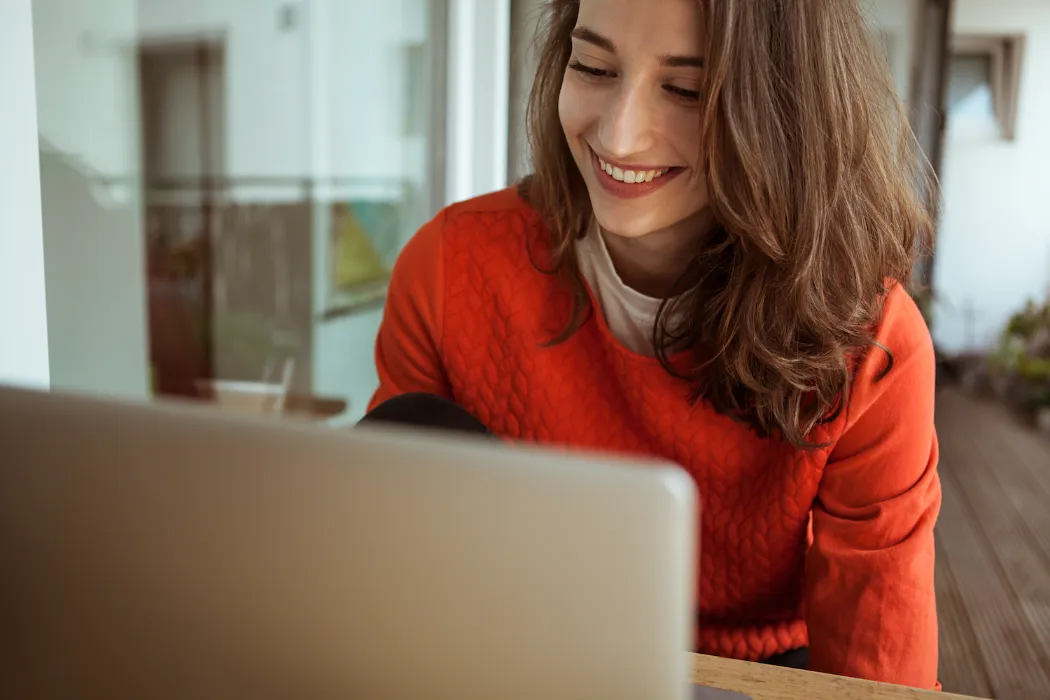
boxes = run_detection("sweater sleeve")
[368,209,452,411]
[805,285,942,690]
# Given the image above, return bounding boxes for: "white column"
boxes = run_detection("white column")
[446,0,511,203]
[0,0,49,389]
[34,0,149,400]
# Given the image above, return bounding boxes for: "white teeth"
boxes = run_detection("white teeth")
[597,157,669,184]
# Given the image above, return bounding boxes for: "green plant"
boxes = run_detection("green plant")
[1035,387,1050,409]
[1018,356,1050,381]
[1006,299,1050,339]
[207,310,301,382]
[992,295,1050,410]
[988,332,1027,373]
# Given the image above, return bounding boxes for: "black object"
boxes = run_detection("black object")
[762,647,809,669]
[358,392,491,435]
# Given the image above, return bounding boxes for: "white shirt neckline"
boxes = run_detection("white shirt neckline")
[574,224,665,356]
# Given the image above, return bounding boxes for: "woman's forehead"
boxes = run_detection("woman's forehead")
[574,0,708,52]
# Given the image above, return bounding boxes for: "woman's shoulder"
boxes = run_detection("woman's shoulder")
[871,282,934,367]
[431,185,541,240]
[446,185,536,218]
[396,185,543,274]
[386,186,546,320]
[836,281,935,431]
[444,186,543,253]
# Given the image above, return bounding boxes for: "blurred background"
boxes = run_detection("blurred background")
[1,1,1048,697]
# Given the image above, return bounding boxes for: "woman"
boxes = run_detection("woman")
[366,0,940,689]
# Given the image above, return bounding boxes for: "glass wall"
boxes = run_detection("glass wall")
[31,0,450,423]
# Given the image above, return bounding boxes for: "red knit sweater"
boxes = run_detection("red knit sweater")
[369,188,941,689]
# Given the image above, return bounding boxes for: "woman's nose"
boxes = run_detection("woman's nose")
[597,81,657,159]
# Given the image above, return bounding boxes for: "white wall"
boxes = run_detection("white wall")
[139,0,309,186]
[33,0,139,176]
[37,148,150,399]
[933,0,1050,353]
[866,0,921,108]
[0,0,49,390]
[138,0,429,192]
[328,0,429,187]
[32,0,150,399]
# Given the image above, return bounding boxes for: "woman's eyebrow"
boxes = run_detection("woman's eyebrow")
[570,26,704,67]
[570,26,616,53]
[660,54,705,68]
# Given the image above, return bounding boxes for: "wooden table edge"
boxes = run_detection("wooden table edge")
[688,653,988,699]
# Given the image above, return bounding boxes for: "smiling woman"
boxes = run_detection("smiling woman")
[559,5,711,247]
[366,0,942,691]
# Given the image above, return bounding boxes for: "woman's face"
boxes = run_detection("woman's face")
[559,0,709,240]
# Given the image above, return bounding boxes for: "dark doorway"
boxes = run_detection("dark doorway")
[139,38,226,397]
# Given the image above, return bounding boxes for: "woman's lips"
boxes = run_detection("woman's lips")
[591,151,684,200]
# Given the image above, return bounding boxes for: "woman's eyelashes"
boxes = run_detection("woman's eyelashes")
[567,61,701,103]
[568,60,612,79]
[664,85,701,102]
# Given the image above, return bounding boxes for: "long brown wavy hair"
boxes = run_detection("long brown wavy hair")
[520,0,937,448]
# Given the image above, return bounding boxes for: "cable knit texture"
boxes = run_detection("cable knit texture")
[370,188,942,690]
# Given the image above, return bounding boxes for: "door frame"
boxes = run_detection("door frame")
[0,0,49,388]
[908,0,955,287]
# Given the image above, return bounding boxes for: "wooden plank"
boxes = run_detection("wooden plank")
[944,393,1050,569]
[1021,598,1050,661]
[946,392,1050,498]
[933,466,1050,698]
[933,535,994,697]
[938,388,1050,680]
[943,421,1050,601]
[976,444,1050,574]
[689,653,984,699]
[934,388,1050,697]
[941,424,1050,691]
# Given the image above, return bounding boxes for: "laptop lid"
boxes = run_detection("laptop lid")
[0,385,696,700]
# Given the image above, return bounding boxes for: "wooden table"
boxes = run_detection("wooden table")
[689,654,988,699]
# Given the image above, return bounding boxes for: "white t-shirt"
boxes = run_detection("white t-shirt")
[574,225,665,356]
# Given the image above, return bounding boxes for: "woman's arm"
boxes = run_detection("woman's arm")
[805,285,942,689]
[368,209,453,411]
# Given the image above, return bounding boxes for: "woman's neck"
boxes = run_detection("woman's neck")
[600,209,716,299]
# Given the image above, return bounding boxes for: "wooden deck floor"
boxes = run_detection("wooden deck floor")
[934,387,1050,699]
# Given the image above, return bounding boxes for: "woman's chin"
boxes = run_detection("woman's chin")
[592,209,699,241]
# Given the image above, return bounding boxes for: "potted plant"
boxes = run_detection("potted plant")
[195,310,303,415]
[991,297,1050,427]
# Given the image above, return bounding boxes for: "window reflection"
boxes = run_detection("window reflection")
[33,0,444,422]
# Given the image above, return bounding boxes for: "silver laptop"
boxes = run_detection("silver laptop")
[0,385,697,699]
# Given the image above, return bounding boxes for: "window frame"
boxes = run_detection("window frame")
[949,33,1025,141]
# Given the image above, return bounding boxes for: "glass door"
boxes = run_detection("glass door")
[28,0,454,422]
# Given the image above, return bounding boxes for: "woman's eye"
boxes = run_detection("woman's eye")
[568,61,613,79]
[665,85,701,102]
